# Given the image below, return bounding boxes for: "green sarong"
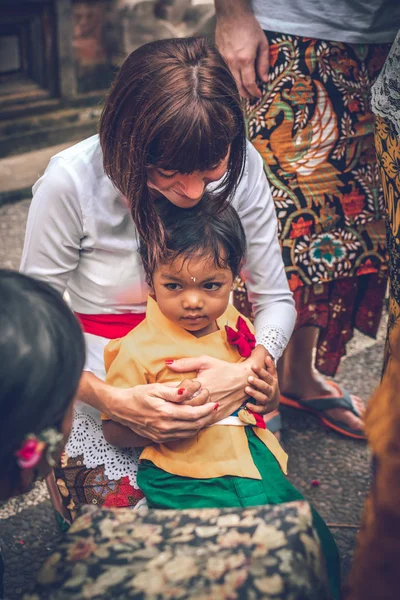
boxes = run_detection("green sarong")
[138,427,340,599]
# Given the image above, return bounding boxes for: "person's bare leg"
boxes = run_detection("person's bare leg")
[278,326,365,431]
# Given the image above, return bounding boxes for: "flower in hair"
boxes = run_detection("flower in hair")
[15,428,64,470]
[225,316,256,358]
[15,436,45,469]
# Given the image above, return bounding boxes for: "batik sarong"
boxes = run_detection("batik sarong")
[234,34,390,374]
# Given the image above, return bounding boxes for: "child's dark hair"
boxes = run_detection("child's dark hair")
[140,196,246,284]
[0,271,85,479]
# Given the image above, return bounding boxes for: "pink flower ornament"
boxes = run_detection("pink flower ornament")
[15,437,44,469]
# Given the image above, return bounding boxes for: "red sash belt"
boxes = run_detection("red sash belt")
[75,312,145,339]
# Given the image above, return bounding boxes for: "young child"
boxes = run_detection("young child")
[102,199,340,598]
[0,270,85,596]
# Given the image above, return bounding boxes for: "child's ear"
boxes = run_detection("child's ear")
[147,278,156,299]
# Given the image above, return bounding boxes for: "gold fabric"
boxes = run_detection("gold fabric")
[103,297,288,478]
[344,115,400,599]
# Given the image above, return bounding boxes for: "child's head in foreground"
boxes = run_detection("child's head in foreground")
[0,270,85,500]
[140,197,246,337]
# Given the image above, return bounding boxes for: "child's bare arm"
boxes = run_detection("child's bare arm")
[102,420,153,448]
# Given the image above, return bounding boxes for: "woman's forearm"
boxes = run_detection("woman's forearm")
[78,370,116,414]
[78,371,216,442]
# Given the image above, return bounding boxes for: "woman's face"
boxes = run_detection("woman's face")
[146,149,230,208]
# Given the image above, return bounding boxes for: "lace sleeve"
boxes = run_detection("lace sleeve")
[255,324,289,361]
[371,30,400,137]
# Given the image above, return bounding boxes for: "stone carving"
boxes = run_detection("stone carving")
[120,0,215,54]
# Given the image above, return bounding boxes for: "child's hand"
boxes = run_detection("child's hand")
[168,379,212,407]
[245,354,279,413]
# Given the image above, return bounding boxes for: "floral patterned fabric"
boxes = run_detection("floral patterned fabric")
[375,115,400,315]
[234,33,390,375]
[247,33,389,286]
[54,455,145,519]
[24,501,330,600]
[343,115,400,599]
[235,272,387,377]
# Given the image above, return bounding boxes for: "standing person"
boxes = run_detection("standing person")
[20,37,296,512]
[344,30,400,600]
[215,0,399,438]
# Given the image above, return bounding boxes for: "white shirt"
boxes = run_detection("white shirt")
[21,135,295,364]
[252,0,400,44]
[20,135,296,486]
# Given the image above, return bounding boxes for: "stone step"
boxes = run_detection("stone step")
[0,141,80,206]
[0,104,101,159]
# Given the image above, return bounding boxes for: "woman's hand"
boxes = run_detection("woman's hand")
[171,356,247,420]
[110,380,219,443]
[79,372,217,444]
[166,345,278,419]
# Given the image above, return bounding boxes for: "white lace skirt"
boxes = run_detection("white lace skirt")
[65,332,142,487]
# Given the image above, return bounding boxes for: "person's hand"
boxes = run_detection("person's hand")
[167,356,248,420]
[166,348,278,419]
[107,379,217,443]
[215,9,269,98]
[246,354,280,414]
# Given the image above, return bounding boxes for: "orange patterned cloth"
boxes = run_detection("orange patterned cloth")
[234,33,390,375]
[344,116,400,600]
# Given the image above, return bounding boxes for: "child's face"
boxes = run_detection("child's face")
[152,252,234,337]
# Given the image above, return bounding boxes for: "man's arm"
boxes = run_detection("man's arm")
[215,0,269,98]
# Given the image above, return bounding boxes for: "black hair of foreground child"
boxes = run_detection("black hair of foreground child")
[0,270,85,480]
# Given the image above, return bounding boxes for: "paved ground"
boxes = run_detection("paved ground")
[0,142,73,203]
[0,198,387,599]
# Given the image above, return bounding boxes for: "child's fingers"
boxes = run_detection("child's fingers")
[247,374,273,395]
[246,383,272,402]
[182,388,211,407]
[260,354,277,373]
[246,400,278,414]
[250,366,274,386]
[164,379,202,403]
[245,399,268,414]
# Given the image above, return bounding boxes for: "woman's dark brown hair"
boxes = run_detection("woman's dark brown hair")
[99,37,246,263]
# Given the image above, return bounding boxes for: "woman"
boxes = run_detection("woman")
[20,37,296,510]
[215,0,400,438]
[345,30,400,600]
